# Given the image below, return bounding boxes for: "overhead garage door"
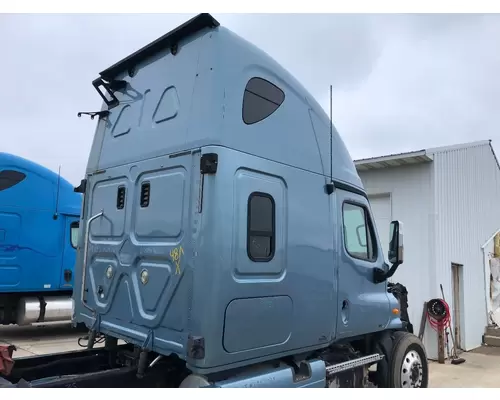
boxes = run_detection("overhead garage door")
[368,194,392,264]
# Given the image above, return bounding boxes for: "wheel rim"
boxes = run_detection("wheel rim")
[400,349,423,388]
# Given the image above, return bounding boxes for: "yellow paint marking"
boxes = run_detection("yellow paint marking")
[170,245,184,275]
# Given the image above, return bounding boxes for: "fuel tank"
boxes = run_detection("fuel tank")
[16,296,73,325]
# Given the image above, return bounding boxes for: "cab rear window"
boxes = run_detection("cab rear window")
[242,77,285,125]
[0,170,26,191]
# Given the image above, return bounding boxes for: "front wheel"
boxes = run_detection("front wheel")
[388,332,429,388]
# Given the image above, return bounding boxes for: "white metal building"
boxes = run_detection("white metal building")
[354,140,500,360]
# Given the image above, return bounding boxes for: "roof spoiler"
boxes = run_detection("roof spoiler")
[92,13,220,108]
[100,13,219,81]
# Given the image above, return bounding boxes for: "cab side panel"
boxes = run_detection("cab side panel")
[190,146,338,370]
[0,166,64,293]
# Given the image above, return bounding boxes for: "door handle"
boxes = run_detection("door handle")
[341,299,350,325]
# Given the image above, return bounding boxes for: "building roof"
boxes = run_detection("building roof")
[354,139,497,172]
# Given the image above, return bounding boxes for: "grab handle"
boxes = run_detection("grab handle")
[81,211,104,313]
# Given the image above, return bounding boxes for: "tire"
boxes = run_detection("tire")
[388,331,429,388]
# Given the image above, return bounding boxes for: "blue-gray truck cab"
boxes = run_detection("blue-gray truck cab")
[0,14,427,388]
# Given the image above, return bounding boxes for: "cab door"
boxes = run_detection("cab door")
[59,217,79,289]
[335,188,391,339]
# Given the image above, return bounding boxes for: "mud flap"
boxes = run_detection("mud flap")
[371,331,394,388]
[388,282,413,333]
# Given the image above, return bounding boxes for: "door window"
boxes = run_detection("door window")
[247,192,275,261]
[342,202,376,262]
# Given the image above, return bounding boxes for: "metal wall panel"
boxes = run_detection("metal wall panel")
[431,142,500,353]
[359,162,435,352]
[359,141,500,359]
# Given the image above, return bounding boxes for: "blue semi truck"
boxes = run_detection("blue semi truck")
[0,14,427,387]
[0,152,81,326]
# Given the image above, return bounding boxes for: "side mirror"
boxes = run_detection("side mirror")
[388,220,404,264]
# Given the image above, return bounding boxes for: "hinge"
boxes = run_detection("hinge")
[200,153,218,174]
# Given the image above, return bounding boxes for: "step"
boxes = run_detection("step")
[483,335,500,347]
[485,326,500,337]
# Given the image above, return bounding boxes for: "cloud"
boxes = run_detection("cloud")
[321,14,500,159]
[1,13,499,183]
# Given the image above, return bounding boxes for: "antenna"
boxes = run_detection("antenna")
[53,165,61,220]
[329,84,333,183]
[325,84,335,195]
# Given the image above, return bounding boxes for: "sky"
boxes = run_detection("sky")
[1,13,500,185]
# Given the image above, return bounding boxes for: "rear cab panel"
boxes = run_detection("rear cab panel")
[74,15,221,357]
[84,153,201,336]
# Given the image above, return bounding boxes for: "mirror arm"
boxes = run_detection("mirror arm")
[385,261,402,279]
[373,261,402,284]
